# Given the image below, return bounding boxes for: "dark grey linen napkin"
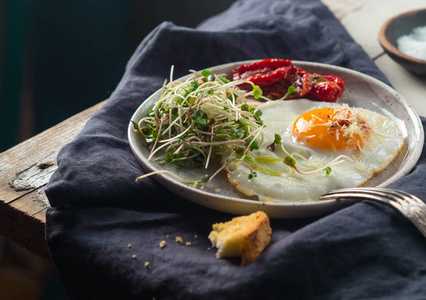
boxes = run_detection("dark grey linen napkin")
[45,0,426,299]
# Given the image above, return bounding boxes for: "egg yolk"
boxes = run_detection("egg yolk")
[292,107,369,151]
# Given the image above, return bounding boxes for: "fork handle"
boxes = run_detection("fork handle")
[409,206,426,237]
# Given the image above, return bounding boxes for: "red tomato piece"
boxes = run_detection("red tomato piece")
[232,59,345,102]
[261,66,313,99]
[308,74,344,102]
[232,58,292,88]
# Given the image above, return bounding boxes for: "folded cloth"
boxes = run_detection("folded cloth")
[45,0,426,299]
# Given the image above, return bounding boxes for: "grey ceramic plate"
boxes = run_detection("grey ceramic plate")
[128,60,424,218]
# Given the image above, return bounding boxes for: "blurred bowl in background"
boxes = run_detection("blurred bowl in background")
[379,8,426,75]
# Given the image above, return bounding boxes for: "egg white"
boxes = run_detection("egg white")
[225,99,404,203]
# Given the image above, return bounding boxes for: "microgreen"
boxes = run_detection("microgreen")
[201,69,211,79]
[248,172,257,179]
[249,139,259,151]
[267,133,282,151]
[135,68,267,186]
[253,109,263,118]
[241,104,249,112]
[200,174,210,183]
[218,76,230,83]
[190,109,204,121]
[253,85,263,99]
[284,86,296,99]
[284,155,296,167]
[274,133,282,144]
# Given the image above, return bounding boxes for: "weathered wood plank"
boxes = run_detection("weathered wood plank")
[0,201,51,262]
[9,189,48,217]
[0,100,106,261]
[32,208,47,223]
[0,100,106,204]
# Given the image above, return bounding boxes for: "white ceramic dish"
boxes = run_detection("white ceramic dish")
[128,60,424,218]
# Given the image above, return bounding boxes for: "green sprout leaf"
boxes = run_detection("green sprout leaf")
[253,85,262,99]
[188,81,199,95]
[284,86,296,99]
[199,174,210,183]
[190,109,204,121]
[201,69,211,79]
[249,139,259,151]
[233,127,245,139]
[241,104,249,112]
[218,76,230,84]
[274,133,282,145]
[248,172,257,180]
[131,120,138,130]
[267,133,282,151]
[195,118,207,128]
[284,155,296,167]
[324,167,332,175]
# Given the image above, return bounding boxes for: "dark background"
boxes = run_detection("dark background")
[0,0,236,152]
[0,1,234,298]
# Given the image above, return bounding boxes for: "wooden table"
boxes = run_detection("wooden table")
[1,0,425,263]
[0,101,105,262]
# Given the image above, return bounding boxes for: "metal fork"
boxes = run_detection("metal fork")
[320,187,426,238]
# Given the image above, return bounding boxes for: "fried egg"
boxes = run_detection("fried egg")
[225,99,404,203]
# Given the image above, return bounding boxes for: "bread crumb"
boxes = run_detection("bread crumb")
[166,235,169,239]
[215,188,221,193]
[128,244,132,248]
[159,240,166,248]
[132,254,136,259]
[175,236,183,244]
[145,261,150,268]
[194,234,198,239]
[260,196,275,203]
[186,242,192,246]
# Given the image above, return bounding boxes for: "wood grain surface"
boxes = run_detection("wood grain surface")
[0,101,105,262]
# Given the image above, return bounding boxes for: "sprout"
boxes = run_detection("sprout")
[134,68,266,185]
[248,172,257,179]
[253,85,263,99]
[201,69,211,80]
[284,86,296,99]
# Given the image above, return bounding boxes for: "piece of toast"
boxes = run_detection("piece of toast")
[208,211,272,265]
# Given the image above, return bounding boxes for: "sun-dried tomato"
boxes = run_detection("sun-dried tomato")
[308,74,345,102]
[232,58,292,88]
[232,59,345,102]
[261,66,313,99]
